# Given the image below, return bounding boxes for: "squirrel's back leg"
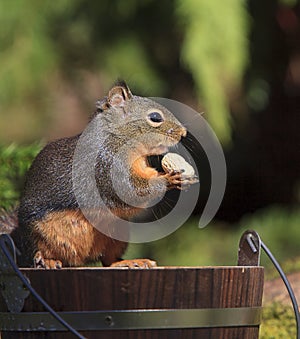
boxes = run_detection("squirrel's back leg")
[30,209,128,268]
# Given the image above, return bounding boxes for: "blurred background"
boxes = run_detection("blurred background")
[0,0,300,265]
[0,1,300,335]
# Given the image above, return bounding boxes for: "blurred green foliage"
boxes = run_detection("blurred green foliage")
[1,1,299,143]
[177,0,249,144]
[0,0,255,144]
[0,1,58,104]
[260,303,296,339]
[0,143,41,210]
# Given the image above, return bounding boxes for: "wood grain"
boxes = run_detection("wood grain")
[0,266,264,339]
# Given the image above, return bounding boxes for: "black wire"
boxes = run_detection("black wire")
[0,235,86,339]
[261,239,300,339]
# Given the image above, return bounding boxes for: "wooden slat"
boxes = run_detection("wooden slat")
[0,266,264,339]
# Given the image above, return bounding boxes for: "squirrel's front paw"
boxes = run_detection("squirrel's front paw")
[161,153,198,189]
[110,258,157,269]
[34,251,62,269]
[163,171,197,190]
[163,170,182,186]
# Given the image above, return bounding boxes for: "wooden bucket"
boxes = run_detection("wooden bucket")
[0,231,264,339]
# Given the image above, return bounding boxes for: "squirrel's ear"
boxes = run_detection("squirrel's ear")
[95,81,132,112]
[107,81,133,108]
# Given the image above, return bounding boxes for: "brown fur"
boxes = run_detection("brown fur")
[32,210,128,267]
[131,156,159,180]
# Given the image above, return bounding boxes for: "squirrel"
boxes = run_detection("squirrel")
[2,81,193,269]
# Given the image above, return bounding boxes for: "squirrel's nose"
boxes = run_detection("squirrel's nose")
[177,126,187,138]
[167,126,187,138]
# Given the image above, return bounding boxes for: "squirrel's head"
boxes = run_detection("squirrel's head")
[94,81,187,156]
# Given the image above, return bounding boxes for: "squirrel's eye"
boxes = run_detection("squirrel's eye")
[149,112,163,123]
[147,111,165,127]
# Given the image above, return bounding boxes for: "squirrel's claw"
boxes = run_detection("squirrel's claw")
[33,251,62,269]
[110,258,157,269]
[162,170,183,186]
[162,171,198,190]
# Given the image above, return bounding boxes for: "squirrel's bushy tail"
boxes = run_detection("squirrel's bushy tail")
[0,208,18,235]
